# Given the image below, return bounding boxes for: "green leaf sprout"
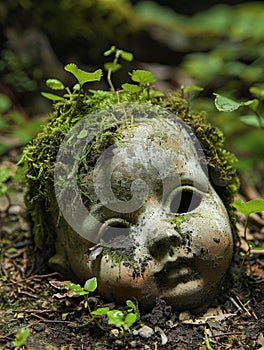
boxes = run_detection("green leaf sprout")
[46,79,65,91]
[233,199,264,255]
[130,69,156,85]
[214,93,263,128]
[12,328,30,347]
[84,276,97,292]
[67,277,139,332]
[103,46,134,91]
[64,64,103,87]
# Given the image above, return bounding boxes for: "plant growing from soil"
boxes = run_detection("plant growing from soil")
[66,277,140,332]
[233,199,264,255]
[12,327,30,348]
[91,299,140,332]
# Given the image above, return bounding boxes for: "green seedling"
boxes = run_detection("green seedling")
[233,199,264,255]
[67,277,140,332]
[104,45,133,91]
[41,46,163,105]
[92,299,139,332]
[12,327,30,347]
[214,93,264,128]
[66,277,104,329]
[122,69,164,100]
[41,64,103,102]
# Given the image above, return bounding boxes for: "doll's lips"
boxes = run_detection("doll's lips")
[155,258,198,287]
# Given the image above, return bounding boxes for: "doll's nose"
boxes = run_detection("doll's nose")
[147,227,182,259]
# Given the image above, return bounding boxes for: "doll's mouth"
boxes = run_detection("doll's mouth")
[155,258,199,287]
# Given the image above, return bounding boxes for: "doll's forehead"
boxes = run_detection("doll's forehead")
[121,118,191,142]
[119,118,199,159]
[97,118,209,191]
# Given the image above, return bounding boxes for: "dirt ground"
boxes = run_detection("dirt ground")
[0,152,264,350]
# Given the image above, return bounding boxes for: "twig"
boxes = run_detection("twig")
[233,295,252,318]
[230,296,242,313]
[208,331,242,338]
[4,271,59,286]
[30,313,77,325]
[18,291,39,299]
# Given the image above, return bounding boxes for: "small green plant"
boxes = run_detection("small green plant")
[12,327,30,347]
[66,277,140,332]
[41,64,103,102]
[214,92,264,128]
[233,198,264,254]
[92,299,139,332]
[104,45,133,91]
[66,277,103,328]
[122,69,163,100]
[42,46,163,105]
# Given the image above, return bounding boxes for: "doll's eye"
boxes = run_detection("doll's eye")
[170,187,203,214]
[99,218,130,245]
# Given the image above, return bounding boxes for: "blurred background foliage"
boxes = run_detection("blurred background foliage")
[0,0,263,193]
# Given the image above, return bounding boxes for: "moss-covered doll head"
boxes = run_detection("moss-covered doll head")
[23,91,239,310]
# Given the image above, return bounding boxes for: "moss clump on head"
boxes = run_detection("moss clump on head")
[23,86,240,261]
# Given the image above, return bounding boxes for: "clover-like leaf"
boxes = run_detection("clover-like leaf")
[122,83,141,93]
[120,50,133,62]
[66,282,88,295]
[65,64,102,86]
[104,62,122,73]
[106,310,124,327]
[91,307,110,316]
[104,46,116,56]
[214,93,258,112]
[13,328,30,347]
[233,199,264,217]
[214,93,243,112]
[84,277,97,292]
[123,313,137,330]
[130,70,156,85]
[46,79,65,90]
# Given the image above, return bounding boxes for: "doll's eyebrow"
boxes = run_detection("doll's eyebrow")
[162,176,208,196]
[180,178,208,193]
[90,203,140,223]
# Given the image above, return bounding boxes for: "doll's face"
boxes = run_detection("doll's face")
[55,118,233,310]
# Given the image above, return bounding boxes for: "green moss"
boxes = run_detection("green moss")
[167,214,201,232]
[102,246,137,271]
[22,86,240,259]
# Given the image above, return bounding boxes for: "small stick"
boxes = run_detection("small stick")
[209,331,242,338]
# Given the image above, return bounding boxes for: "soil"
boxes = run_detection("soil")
[0,151,264,350]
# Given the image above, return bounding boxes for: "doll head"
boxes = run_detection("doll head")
[40,102,237,310]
